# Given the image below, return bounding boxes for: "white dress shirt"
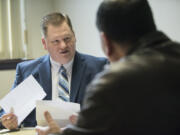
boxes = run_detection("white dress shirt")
[50,57,74,101]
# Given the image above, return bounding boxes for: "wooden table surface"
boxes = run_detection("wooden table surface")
[0,128,36,135]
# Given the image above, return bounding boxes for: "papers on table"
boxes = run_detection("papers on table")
[0,75,46,125]
[36,100,80,127]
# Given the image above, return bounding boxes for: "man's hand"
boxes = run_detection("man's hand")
[36,111,61,135]
[1,113,18,130]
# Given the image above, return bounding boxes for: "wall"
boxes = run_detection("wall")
[24,0,180,58]
[54,0,105,57]
[25,0,54,59]
[148,0,180,42]
[0,70,16,99]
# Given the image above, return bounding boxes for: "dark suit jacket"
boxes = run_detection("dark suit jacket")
[0,51,108,128]
[61,31,180,135]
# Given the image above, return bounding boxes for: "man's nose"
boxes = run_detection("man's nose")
[59,40,67,49]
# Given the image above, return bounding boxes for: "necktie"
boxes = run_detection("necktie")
[58,65,70,101]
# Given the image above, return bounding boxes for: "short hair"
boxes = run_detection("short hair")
[96,0,157,44]
[41,12,74,37]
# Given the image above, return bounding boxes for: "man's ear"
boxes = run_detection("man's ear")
[73,34,77,44]
[100,32,113,57]
[42,37,47,50]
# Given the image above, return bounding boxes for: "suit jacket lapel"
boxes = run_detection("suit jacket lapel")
[70,52,86,102]
[32,55,52,100]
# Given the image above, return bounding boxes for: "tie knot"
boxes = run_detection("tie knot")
[59,65,68,81]
[59,65,66,73]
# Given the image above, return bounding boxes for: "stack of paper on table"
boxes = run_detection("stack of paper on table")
[36,100,80,127]
[0,75,46,125]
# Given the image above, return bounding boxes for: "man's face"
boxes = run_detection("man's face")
[42,22,76,64]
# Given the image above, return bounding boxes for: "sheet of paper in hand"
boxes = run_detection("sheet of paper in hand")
[0,75,46,125]
[36,100,80,127]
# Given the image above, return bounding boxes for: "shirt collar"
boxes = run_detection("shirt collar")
[50,57,74,74]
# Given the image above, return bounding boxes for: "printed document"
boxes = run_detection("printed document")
[36,100,80,127]
[0,75,46,125]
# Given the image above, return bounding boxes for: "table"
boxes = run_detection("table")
[0,128,36,135]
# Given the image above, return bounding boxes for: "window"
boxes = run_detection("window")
[0,0,26,60]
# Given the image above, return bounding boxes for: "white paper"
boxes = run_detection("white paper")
[0,75,46,125]
[36,100,80,127]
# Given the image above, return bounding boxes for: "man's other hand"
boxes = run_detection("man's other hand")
[36,111,61,135]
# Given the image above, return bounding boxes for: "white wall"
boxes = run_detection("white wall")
[52,0,180,58]
[148,0,180,42]
[53,0,105,57]
[25,0,54,59]
[24,0,180,58]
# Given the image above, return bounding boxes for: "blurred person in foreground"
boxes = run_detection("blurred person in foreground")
[36,0,180,134]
